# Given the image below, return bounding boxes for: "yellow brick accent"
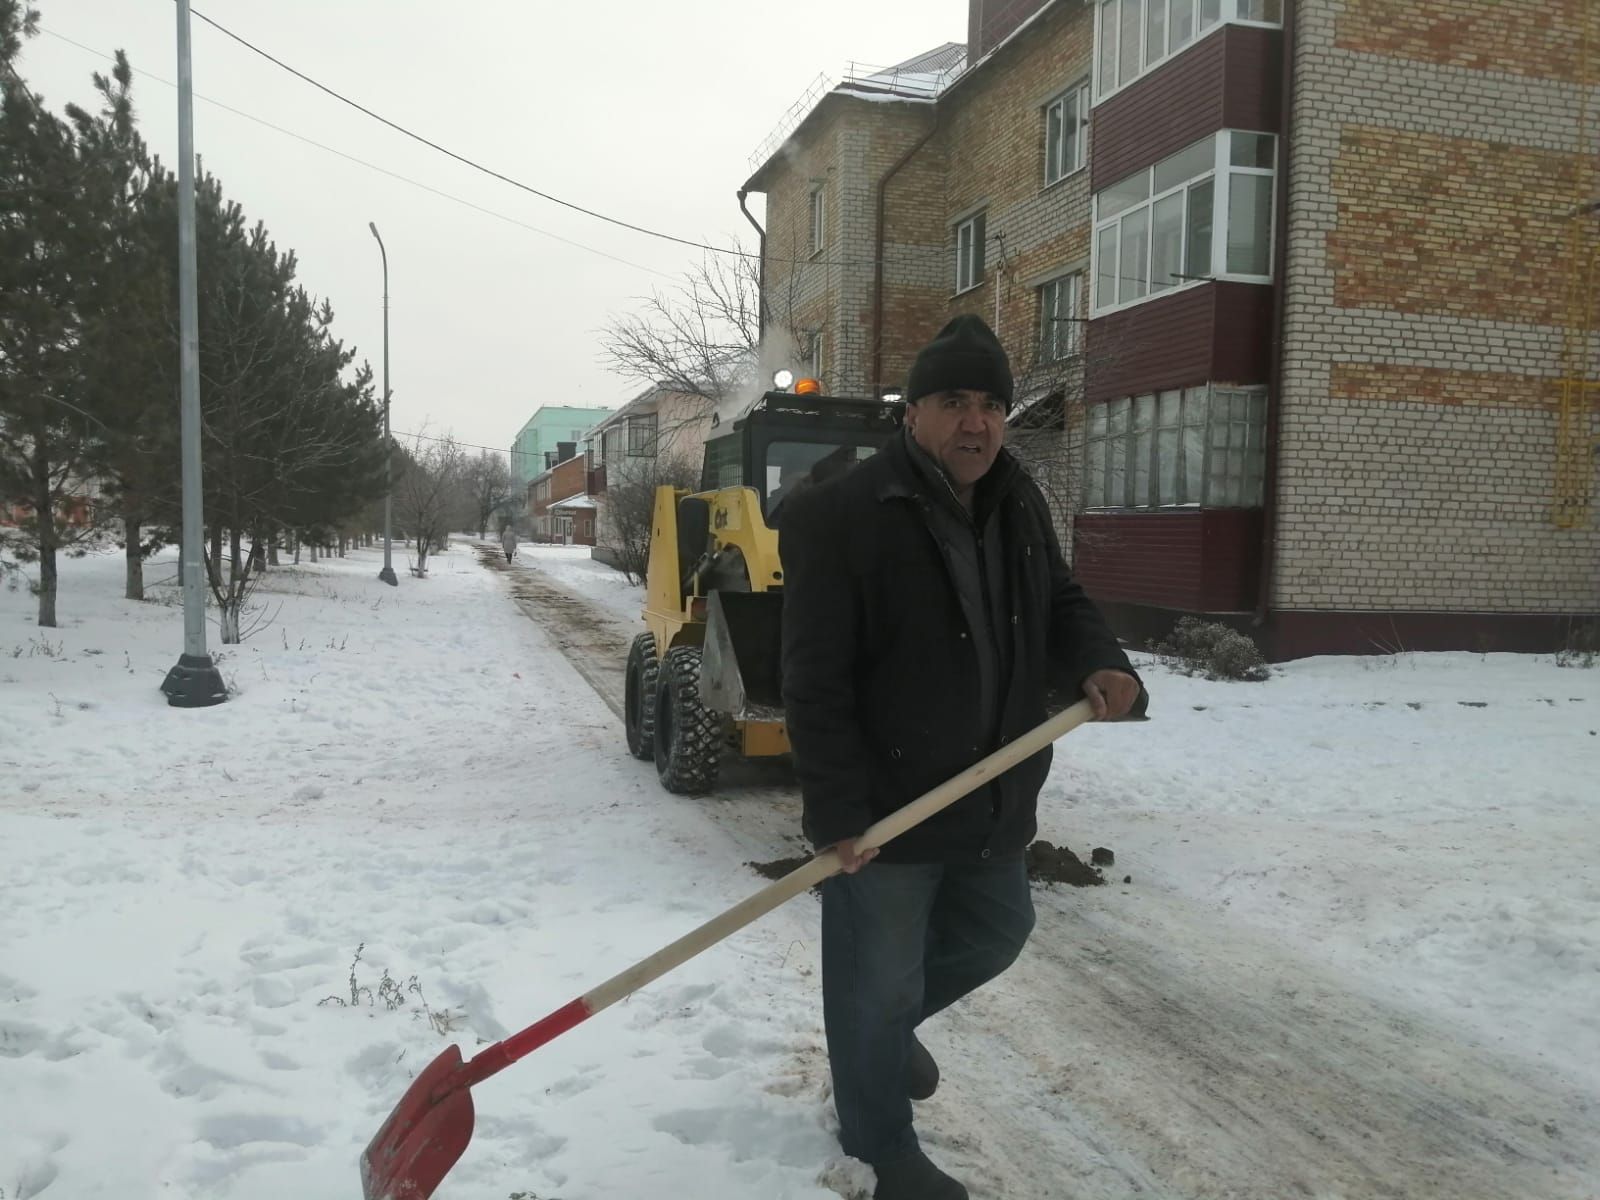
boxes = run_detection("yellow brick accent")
[1327,126,1582,326]
[1330,363,1561,411]
[1336,0,1591,82]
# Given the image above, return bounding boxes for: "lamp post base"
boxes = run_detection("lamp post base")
[161,653,228,708]
[378,566,399,586]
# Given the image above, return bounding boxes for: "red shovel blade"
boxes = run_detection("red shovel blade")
[360,1043,475,1200]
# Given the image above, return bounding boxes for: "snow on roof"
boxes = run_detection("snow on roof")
[745,43,965,181]
[549,494,597,510]
[837,42,966,100]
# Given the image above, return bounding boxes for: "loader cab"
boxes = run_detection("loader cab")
[699,390,903,521]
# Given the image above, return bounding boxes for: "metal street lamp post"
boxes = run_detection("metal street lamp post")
[161,0,227,707]
[370,221,398,587]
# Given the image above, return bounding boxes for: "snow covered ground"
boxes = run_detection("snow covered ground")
[515,543,643,625]
[1,542,1596,1200]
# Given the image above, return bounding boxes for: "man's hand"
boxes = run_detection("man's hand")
[832,838,880,874]
[1083,669,1140,721]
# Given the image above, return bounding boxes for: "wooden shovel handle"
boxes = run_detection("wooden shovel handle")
[470,697,1106,1085]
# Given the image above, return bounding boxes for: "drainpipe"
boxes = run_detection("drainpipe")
[1255,0,1295,630]
[737,188,767,340]
[871,110,941,395]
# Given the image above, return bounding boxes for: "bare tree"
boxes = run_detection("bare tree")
[462,448,513,538]
[1004,305,1143,555]
[601,245,762,409]
[395,432,465,576]
[602,450,701,584]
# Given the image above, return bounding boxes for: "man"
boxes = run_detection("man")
[779,314,1141,1199]
[500,524,517,563]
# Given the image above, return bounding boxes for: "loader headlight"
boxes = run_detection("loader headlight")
[773,369,795,390]
[882,391,904,403]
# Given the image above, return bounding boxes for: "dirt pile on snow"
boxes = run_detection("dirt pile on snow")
[1026,840,1106,886]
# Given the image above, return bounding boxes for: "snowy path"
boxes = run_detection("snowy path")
[488,547,1600,1200]
[3,543,1594,1200]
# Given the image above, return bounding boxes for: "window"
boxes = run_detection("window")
[1226,132,1275,275]
[1092,131,1274,312]
[764,440,878,512]
[809,185,826,257]
[627,413,658,457]
[602,424,625,468]
[1083,385,1264,508]
[805,330,824,381]
[1038,273,1083,362]
[1096,0,1272,99]
[955,211,986,293]
[1044,82,1090,185]
[1238,0,1281,20]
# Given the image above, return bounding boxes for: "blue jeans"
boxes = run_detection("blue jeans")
[820,856,1035,1163]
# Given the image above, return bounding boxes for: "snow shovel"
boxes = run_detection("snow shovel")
[360,692,1140,1200]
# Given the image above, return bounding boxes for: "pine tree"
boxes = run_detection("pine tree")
[0,4,105,626]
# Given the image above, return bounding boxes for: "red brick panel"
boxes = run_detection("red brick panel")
[1199,507,1264,610]
[1074,511,1207,609]
[1212,282,1274,386]
[1091,26,1281,191]
[1086,286,1216,404]
[1221,25,1283,132]
[970,0,1054,61]
[1092,32,1225,191]
[1074,508,1262,611]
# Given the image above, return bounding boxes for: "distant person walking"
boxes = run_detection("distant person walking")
[500,526,517,563]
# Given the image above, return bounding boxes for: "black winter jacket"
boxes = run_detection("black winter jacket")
[778,434,1135,864]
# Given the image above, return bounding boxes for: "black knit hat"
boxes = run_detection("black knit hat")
[905,314,1014,409]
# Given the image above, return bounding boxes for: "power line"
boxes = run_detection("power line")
[40,27,679,281]
[393,428,524,456]
[187,5,755,261]
[183,6,886,273]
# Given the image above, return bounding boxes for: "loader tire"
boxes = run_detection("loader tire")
[654,645,721,794]
[624,632,660,760]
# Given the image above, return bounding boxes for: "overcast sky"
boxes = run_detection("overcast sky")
[20,0,961,456]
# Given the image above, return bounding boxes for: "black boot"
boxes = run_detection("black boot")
[906,1033,940,1101]
[872,1148,968,1200]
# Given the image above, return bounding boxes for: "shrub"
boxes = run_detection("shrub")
[1151,617,1270,682]
[1555,621,1597,669]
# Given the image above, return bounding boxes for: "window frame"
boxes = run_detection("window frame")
[1082,384,1265,510]
[1043,80,1091,187]
[1038,271,1085,363]
[1090,131,1275,315]
[627,413,658,458]
[1094,0,1281,103]
[954,211,987,294]
[805,329,824,381]
[808,184,826,258]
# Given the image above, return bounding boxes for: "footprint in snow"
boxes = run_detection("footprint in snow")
[0,1019,86,1061]
[197,1112,322,1150]
[7,1156,59,1200]
[653,1103,834,1168]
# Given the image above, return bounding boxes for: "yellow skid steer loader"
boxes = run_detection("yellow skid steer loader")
[623,383,902,794]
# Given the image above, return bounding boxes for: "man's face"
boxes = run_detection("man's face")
[904,389,1006,489]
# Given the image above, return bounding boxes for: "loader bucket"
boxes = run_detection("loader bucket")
[700,590,784,719]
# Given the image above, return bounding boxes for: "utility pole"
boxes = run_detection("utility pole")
[161,0,227,708]
[370,222,398,586]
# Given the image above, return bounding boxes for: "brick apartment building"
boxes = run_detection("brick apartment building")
[527,444,597,544]
[740,0,1598,657]
[584,385,714,566]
